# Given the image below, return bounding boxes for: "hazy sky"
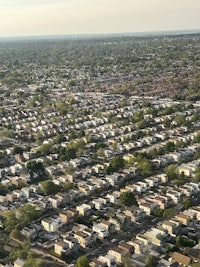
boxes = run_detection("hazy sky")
[0,0,200,37]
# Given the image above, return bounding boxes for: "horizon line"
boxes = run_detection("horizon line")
[0,28,200,40]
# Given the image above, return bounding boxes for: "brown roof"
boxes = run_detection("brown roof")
[91,258,105,267]
[101,220,112,227]
[154,196,165,202]
[118,242,134,252]
[109,246,125,254]
[74,231,88,238]
[171,252,191,266]
[177,213,189,219]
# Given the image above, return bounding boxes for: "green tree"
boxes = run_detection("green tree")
[120,191,138,207]
[193,152,200,160]
[137,159,153,176]
[194,133,200,143]
[76,256,90,267]
[122,255,136,267]
[182,197,192,209]
[165,164,178,181]
[26,160,45,178]
[163,208,175,218]
[112,142,118,151]
[9,243,29,261]
[153,208,164,218]
[145,254,159,267]
[110,156,125,171]
[176,236,195,247]
[4,210,16,232]
[23,254,45,267]
[137,119,149,129]
[53,134,65,145]
[174,115,187,126]
[95,142,107,150]
[194,167,200,182]
[65,165,76,175]
[13,146,24,155]
[61,181,74,191]
[105,156,125,174]
[86,135,94,143]
[163,118,172,128]
[10,229,23,241]
[17,204,42,227]
[41,180,61,195]
[162,107,174,115]
[4,204,42,232]
[37,143,52,156]
[132,111,144,123]
[26,160,45,173]
[96,147,105,158]
[165,141,175,152]
[0,128,13,138]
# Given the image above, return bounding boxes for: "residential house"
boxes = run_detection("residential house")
[157,173,168,184]
[0,195,7,204]
[135,234,149,246]
[74,231,91,248]
[62,236,78,251]
[76,203,91,216]
[98,254,117,267]
[83,228,98,243]
[178,165,194,177]
[48,195,60,208]
[14,259,26,267]
[166,189,183,204]
[21,226,37,240]
[109,217,123,231]
[101,220,115,234]
[108,247,127,264]
[170,252,191,267]
[152,195,169,209]
[105,173,123,186]
[118,242,134,255]
[54,240,70,256]
[188,206,200,220]
[6,192,16,203]
[168,152,182,162]
[55,192,69,206]
[124,207,146,222]
[176,213,192,226]
[106,191,120,204]
[41,216,62,232]
[21,187,33,198]
[93,223,109,239]
[128,239,144,254]
[161,220,178,237]
[59,209,78,224]
[90,258,107,267]
[116,210,129,228]
[92,198,107,210]
[184,247,200,264]
[139,201,158,215]
[145,227,167,247]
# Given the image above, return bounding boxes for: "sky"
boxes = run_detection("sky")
[0,0,200,37]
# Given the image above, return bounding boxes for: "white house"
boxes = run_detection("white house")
[93,223,109,239]
[41,216,62,232]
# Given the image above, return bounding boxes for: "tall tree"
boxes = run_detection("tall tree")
[76,256,90,267]
[120,191,138,207]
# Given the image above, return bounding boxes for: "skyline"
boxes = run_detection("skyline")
[0,0,200,37]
